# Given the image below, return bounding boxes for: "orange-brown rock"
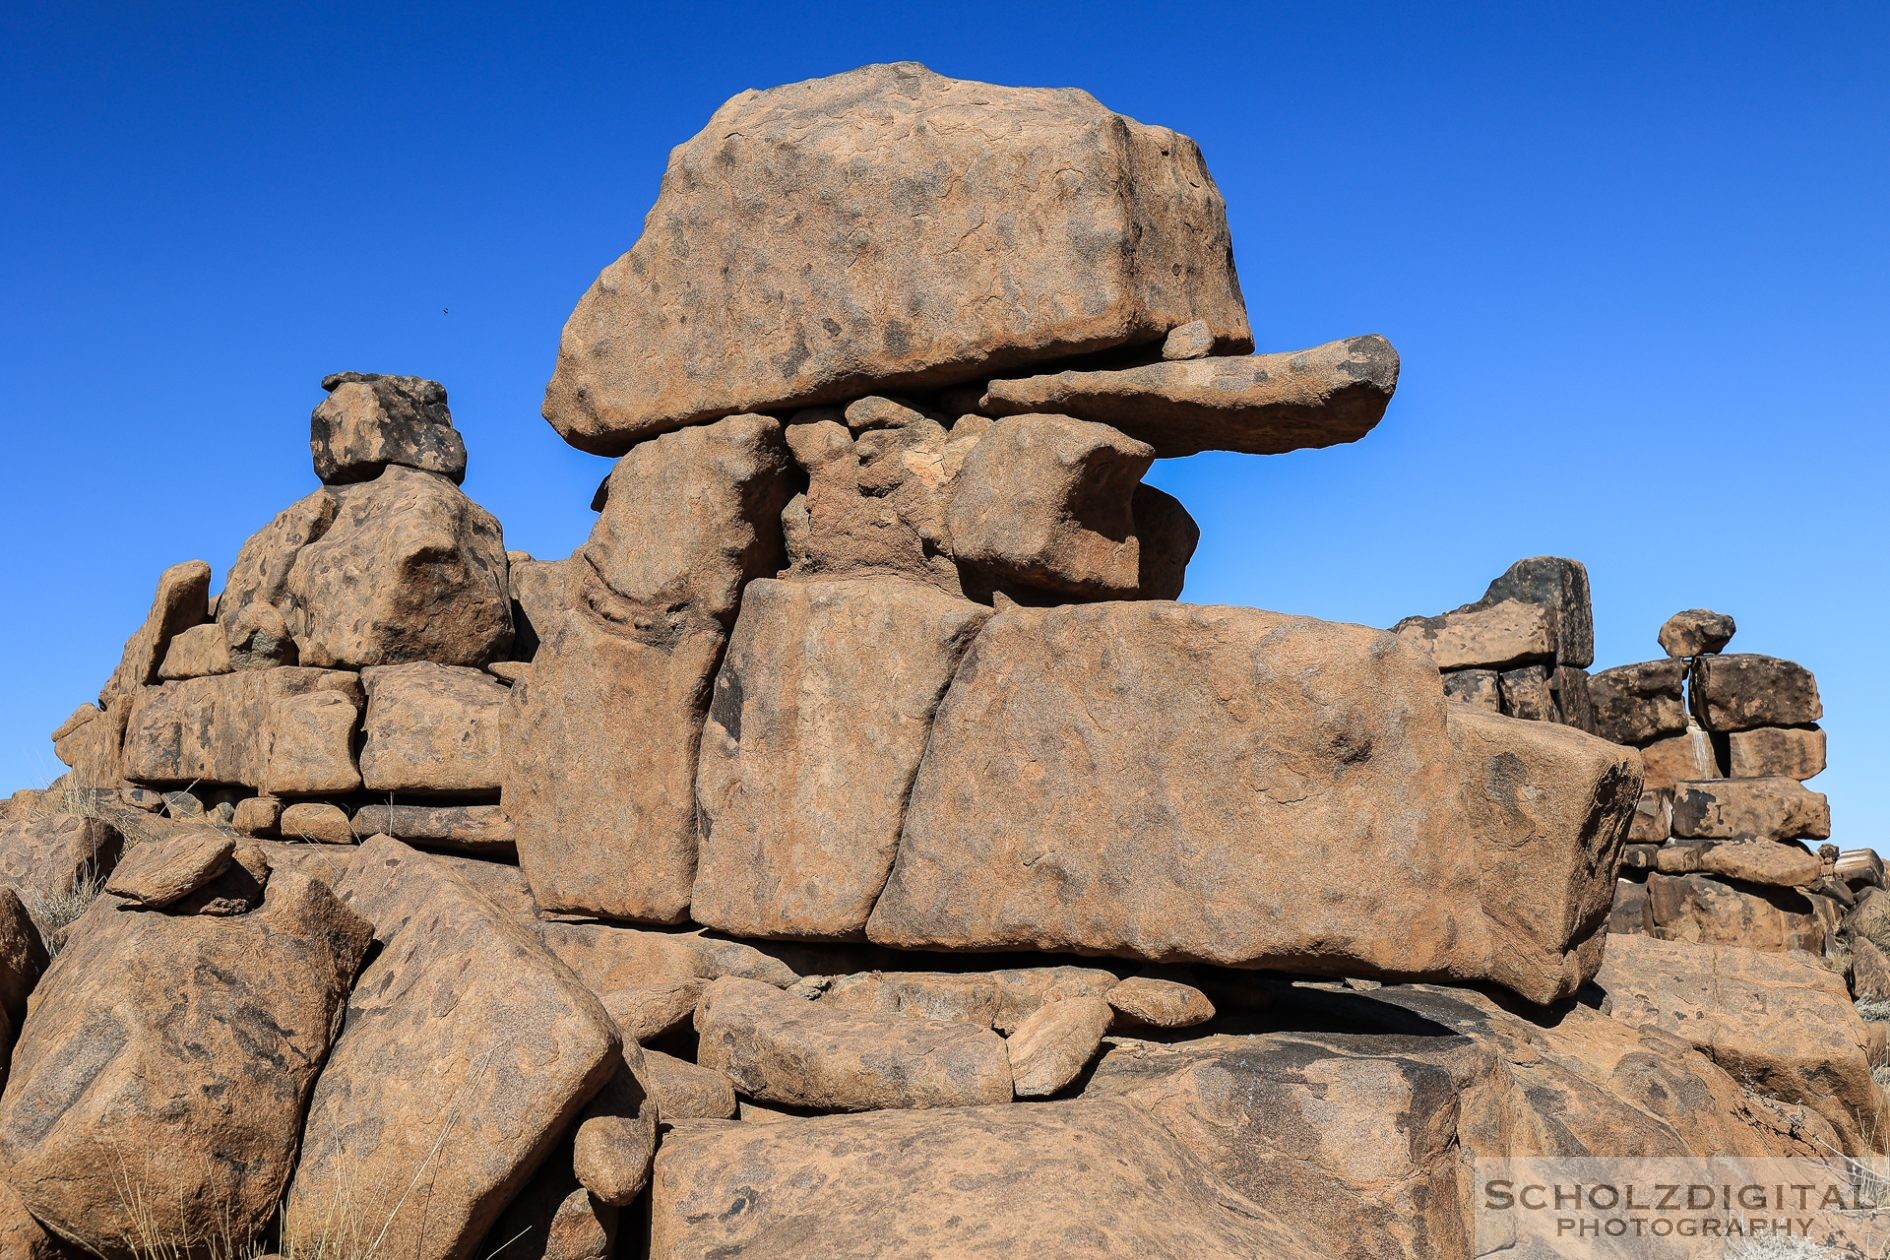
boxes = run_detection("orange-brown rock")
[218,468,513,672]
[1597,934,1885,1153]
[277,801,354,844]
[1643,870,1825,953]
[0,1179,73,1260]
[49,702,129,794]
[1441,667,1502,710]
[0,813,122,938]
[1638,724,1719,791]
[1689,652,1822,731]
[1671,775,1831,842]
[121,667,360,789]
[479,1150,615,1260]
[1395,556,1593,670]
[640,1048,737,1120]
[1130,484,1200,600]
[1105,974,1216,1029]
[506,551,576,660]
[946,414,1156,598]
[1658,607,1735,658]
[537,921,794,1042]
[544,63,1250,454]
[570,1046,657,1207]
[871,603,1634,1003]
[809,966,1120,1034]
[1396,600,1552,671]
[350,802,511,852]
[156,622,232,680]
[284,838,619,1260]
[101,559,211,705]
[360,662,508,794]
[982,335,1397,458]
[0,871,370,1258]
[1652,838,1820,887]
[311,371,466,486]
[1727,724,1826,780]
[0,888,46,1027]
[695,976,1012,1111]
[101,827,233,906]
[1005,995,1111,1097]
[693,577,988,938]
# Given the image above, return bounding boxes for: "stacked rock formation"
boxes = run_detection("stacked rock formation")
[0,62,1884,1259]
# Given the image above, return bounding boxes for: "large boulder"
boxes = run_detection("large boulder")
[310,371,467,486]
[544,62,1249,453]
[1597,934,1885,1154]
[506,415,791,922]
[980,334,1399,458]
[217,467,513,671]
[868,602,1634,1003]
[360,662,508,794]
[283,839,620,1260]
[1688,653,1822,731]
[1643,871,1825,953]
[0,869,370,1257]
[693,577,988,938]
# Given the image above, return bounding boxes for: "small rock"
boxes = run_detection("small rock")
[1498,664,1557,721]
[1160,319,1215,360]
[640,1049,737,1120]
[1657,608,1736,659]
[156,623,232,680]
[1006,996,1110,1097]
[571,1047,658,1207]
[277,802,354,845]
[1442,669,1501,712]
[1105,975,1216,1029]
[231,796,281,836]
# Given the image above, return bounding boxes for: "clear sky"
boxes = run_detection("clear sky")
[3,3,1885,843]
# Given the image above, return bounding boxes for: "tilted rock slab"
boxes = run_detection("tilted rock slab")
[284,838,620,1260]
[1395,555,1593,671]
[0,871,370,1258]
[868,602,1638,1003]
[693,577,989,938]
[506,415,791,922]
[544,62,1250,453]
[980,334,1398,458]
[100,558,212,706]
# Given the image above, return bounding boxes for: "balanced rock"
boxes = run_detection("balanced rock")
[360,662,508,794]
[217,466,513,671]
[284,839,620,1260]
[693,577,988,938]
[1658,607,1735,658]
[1688,653,1822,731]
[695,976,1013,1111]
[981,334,1398,458]
[311,371,467,485]
[156,621,233,680]
[102,827,233,906]
[1586,658,1688,745]
[0,872,370,1257]
[544,62,1250,453]
[1671,776,1831,842]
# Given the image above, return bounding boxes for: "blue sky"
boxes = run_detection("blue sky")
[3,3,1885,842]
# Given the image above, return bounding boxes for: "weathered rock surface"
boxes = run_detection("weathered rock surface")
[0,813,123,937]
[696,976,1012,1110]
[350,802,512,852]
[507,552,576,660]
[811,965,1120,1034]
[871,602,1632,1002]
[1497,663,1555,720]
[571,1047,658,1207]
[1638,725,1719,792]
[50,703,128,793]
[284,838,619,1260]
[1598,934,1884,1152]
[1657,607,1735,658]
[1105,974,1216,1029]
[1586,658,1688,745]
[218,468,513,672]
[693,578,988,938]
[982,335,1398,458]
[1005,994,1111,1097]
[156,622,232,680]
[278,801,353,844]
[122,667,362,789]
[311,371,467,486]
[641,1048,738,1120]
[1441,667,1501,710]
[946,414,1154,597]
[1671,775,1831,842]
[101,827,233,906]
[1652,839,1820,887]
[1727,724,1826,780]
[544,62,1250,453]
[537,920,795,1041]
[1643,870,1825,953]
[101,560,212,705]
[1396,600,1552,671]
[360,662,508,794]
[0,871,370,1257]
[1688,652,1822,731]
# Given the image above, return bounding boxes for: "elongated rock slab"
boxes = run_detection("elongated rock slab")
[544,62,1250,453]
[981,335,1398,458]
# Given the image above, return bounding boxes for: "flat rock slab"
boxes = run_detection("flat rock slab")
[121,667,361,789]
[1671,776,1830,842]
[650,1101,1306,1259]
[0,872,370,1257]
[695,976,1011,1111]
[812,965,1119,1034]
[693,577,988,938]
[102,828,233,906]
[350,802,513,852]
[1395,556,1592,670]
[1652,839,1820,887]
[283,837,619,1260]
[981,335,1398,458]
[544,62,1250,453]
[1727,725,1826,780]
[1597,934,1884,1153]
[1643,871,1824,953]
[1688,653,1822,732]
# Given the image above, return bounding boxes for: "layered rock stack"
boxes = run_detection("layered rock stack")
[0,62,1883,1259]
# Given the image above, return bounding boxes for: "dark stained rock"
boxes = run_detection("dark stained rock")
[350,802,512,853]
[1497,663,1556,721]
[544,63,1250,453]
[1441,668,1501,711]
[311,371,467,486]
[1644,871,1825,953]
[981,335,1398,458]
[1587,658,1688,745]
[1671,776,1831,842]
[1688,653,1822,732]
[1657,607,1735,658]
[1727,724,1827,780]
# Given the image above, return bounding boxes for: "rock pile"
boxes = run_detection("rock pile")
[0,62,1883,1259]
